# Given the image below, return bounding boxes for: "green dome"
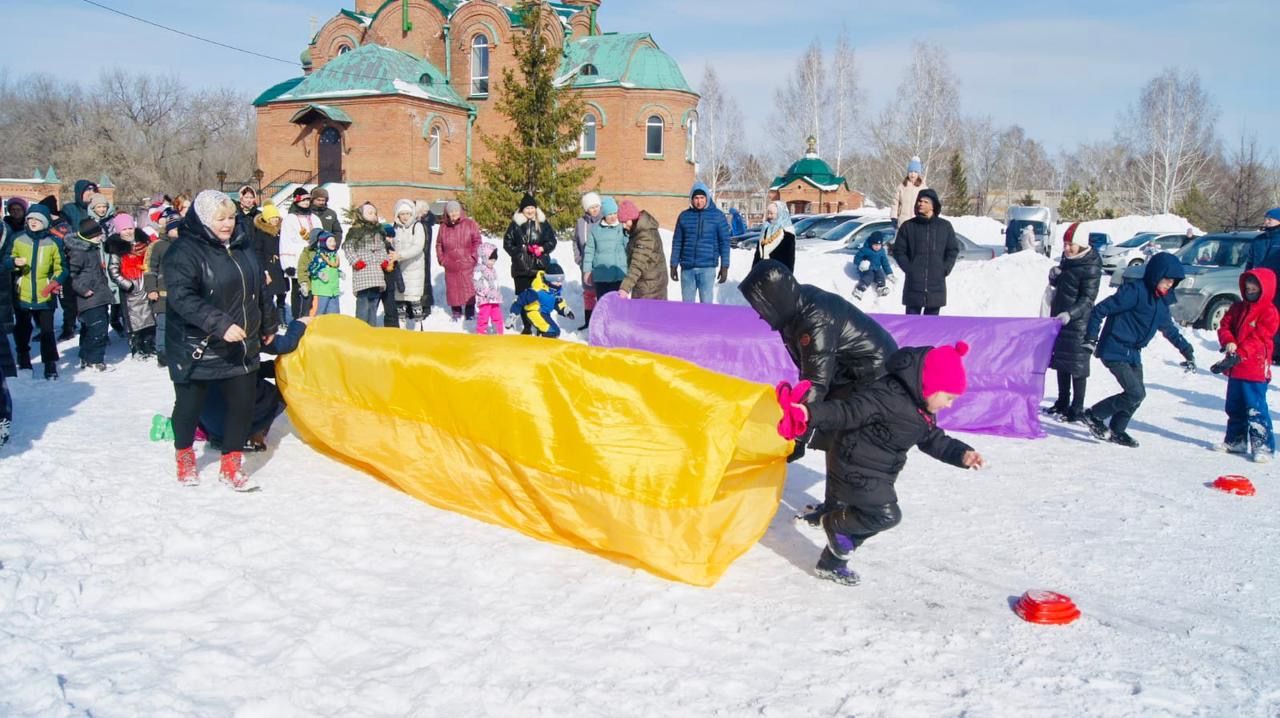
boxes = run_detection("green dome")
[784,154,836,180]
[300,47,313,67]
[770,138,848,191]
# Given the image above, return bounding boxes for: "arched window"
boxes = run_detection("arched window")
[428,126,442,171]
[581,63,598,76]
[470,35,490,97]
[645,115,664,157]
[337,44,352,55]
[580,114,597,156]
[687,116,698,164]
[419,73,433,85]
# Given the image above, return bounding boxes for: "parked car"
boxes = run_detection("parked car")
[1099,232,1186,272]
[1110,231,1259,329]
[794,214,850,240]
[1005,205,1055,256]
[729,223,762,249]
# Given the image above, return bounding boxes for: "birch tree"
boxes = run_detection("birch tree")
[825,27,861,179]
[696,64,744,196]
[1120,67,1218,213]
[767,38,825,167]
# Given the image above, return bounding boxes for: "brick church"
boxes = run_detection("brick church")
[253,0,700,224]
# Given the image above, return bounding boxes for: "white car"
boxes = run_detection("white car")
[1098,233,1187,272]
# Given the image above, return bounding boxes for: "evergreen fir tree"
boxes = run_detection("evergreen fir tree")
[1059,181,1100,222]
[945,150,970,215]
[463,2,594,234]
[1173,185,1216,232]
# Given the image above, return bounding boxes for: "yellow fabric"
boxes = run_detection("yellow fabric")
[276,315,792,586]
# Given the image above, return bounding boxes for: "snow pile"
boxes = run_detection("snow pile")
[947,214,1006,246]
[3,209,1280,716]
[1058,213,1197,246]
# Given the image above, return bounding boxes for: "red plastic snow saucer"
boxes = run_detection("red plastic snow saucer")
[1013,590,1080,625]
[1212,475,1256,496]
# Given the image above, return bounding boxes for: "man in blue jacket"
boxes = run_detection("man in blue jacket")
[1246,207,1280,361]
[1080,252,1196,448]
[670,182,731,303]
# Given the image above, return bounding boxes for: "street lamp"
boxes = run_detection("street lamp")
[216,170,227,191]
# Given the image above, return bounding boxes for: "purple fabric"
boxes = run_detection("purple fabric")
[590,293,1060,438]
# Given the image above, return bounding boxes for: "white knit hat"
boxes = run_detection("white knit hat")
[193,189,233,230]
[581,192,602,212]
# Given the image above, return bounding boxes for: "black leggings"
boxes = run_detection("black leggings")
[171,372,256,453]
[1056,370,1087,413]
[905,306,941,316]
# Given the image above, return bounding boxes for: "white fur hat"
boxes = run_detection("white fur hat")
[581,192,602,212]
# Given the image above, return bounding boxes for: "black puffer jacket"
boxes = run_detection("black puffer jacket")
[807,346,974,505]
[503,210,557,279]
[251,214,287,293]
[740,260,899,449]
[64,234,115,312]
[0,225,14,334]
[892,189,959,309]
[162,207,274,383]
[1048,248,1102,377]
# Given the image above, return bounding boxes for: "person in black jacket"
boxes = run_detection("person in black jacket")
[753,201,796,272]
[163,190,275,492]
[740,259,898,484]
[503,193,557,334]
[891,188,959,315]
[1044,229,1102,422]
[64,219,116,371]
[0,220,14,448]
[782,342,986,585]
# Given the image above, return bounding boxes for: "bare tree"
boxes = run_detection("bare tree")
[0,69,256,213]
[825,27,861,179]
[767,38,825,168]
[1120,67,1218,213]
[696,63,744,197]
[1220,133,1272,229]
[864,42,962,205]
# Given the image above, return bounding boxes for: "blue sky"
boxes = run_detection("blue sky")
[5,0,1277,158]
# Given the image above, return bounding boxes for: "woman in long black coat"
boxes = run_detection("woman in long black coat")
[1045,233,1102,421]
[163,190,275,491]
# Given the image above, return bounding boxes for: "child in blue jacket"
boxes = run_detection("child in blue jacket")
[1081,252,1196,448]
[852,234,894,299]
[510,263,575,338]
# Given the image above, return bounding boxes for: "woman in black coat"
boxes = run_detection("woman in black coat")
[503,193,557,334]
[753,201,796,272]
[163,190,275,491]
[891,189,959,315]
[1045,233,1102,421]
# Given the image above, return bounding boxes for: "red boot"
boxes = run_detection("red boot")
[218,452,259,492]
[176,447,199,486]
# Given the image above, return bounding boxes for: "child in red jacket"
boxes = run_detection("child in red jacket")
[1214,268,1278,463]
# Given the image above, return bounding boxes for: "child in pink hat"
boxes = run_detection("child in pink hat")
[782,341,986,586]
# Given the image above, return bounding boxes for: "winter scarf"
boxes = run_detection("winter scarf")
[759,201,793,259]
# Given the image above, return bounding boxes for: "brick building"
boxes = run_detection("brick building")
[769,138,863,216]
[0,168,116,212]
[253,0,700,225]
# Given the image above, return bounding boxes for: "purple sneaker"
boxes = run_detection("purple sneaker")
[815,547,861,586]
[820,512,858,560]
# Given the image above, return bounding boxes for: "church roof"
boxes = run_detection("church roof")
[770,141,848,191]
[255,44,471,110]
[558,33,694,94]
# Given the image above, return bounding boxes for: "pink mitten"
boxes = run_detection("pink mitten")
[774,380,812,440]
[529,244,544,257]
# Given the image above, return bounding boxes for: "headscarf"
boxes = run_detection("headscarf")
[394,199,416,228]
[759,201,793,255]
[193,189,234,232]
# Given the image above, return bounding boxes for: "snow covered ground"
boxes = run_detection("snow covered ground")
[3,219,1279,717]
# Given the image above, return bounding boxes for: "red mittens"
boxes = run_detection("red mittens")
[40,280,61,298]
[353,260,367,271]
[775,379,812,440]
[380,260,391,272]
[528,244,544,257]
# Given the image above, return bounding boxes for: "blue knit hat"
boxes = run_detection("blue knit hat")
[907,156,923,175]
[601,196,618,216]
[1266,207,1280,222]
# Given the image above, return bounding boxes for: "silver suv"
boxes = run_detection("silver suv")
[1110,231,1259,329]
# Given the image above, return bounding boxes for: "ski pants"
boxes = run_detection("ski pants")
[13,307,58,370]
[78,304,109,365]
[1092,360,1145,433]
[1225,377,1275,453]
